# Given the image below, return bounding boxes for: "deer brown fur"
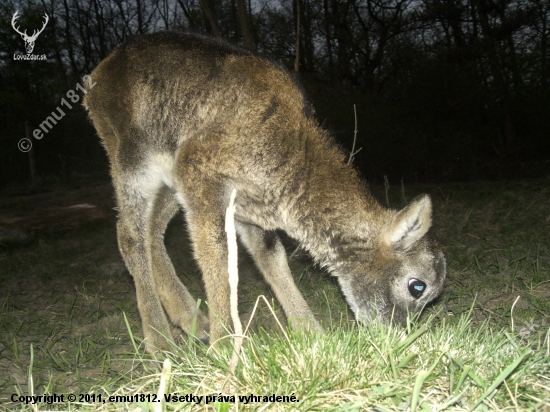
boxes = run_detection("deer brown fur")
[84,31,446,352]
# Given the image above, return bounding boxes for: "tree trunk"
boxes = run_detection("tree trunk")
[473,0,516,154]
[323,0,334,77]
[294,0,301,72]
[199,0,222,37]
[236,0,255,50]
[330,0,352,81]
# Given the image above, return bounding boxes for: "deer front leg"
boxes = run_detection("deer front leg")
[175,142,235,344]
[236,222,323,333]
[185,206,232,344]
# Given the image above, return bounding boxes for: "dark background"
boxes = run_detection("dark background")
[1,0,548,187]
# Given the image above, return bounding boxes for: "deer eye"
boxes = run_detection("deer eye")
[408,279,426,298]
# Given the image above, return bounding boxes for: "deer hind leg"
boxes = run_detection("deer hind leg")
[235,222,323,333]
[112,165,175,353]
[148,185,209,343]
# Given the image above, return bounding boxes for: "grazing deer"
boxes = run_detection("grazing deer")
[84,31,446,352]
[11,11,49,54]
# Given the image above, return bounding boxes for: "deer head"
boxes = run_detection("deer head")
[12,11,49,54]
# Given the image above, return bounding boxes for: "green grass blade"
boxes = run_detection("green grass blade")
[468,348,531,411]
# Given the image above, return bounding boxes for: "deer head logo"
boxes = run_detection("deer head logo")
[12,11,49,55]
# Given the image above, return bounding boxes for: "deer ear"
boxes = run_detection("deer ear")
[383,194,432,252]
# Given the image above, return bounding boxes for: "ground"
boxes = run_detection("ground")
[0,176,548,403]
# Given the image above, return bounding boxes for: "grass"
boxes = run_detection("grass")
[4,310,549,411]
[0,177,549,410]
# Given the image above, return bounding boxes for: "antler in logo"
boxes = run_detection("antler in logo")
[12,11,49,54]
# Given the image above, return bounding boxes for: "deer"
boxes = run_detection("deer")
[83,31,446,352]
[11,11,49,54]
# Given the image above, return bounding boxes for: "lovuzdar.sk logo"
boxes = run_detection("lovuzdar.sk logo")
[12,10,48,61]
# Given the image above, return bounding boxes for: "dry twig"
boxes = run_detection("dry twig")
[348,104,362,164]
[223,189,244,392]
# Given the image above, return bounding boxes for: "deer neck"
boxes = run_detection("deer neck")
[280,130,389,272]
